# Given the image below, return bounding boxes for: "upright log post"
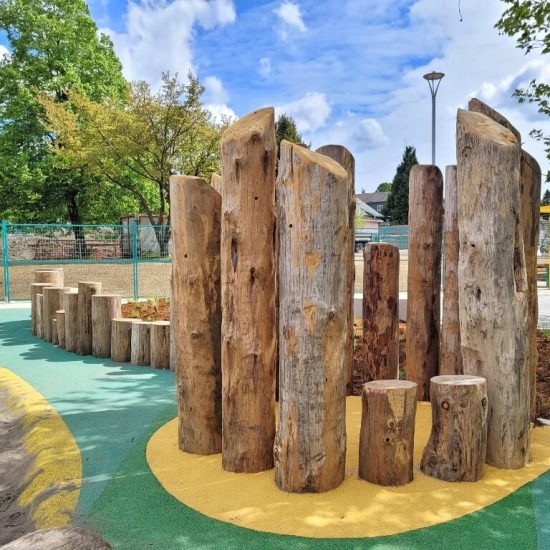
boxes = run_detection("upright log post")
[406,165,443,400]
[150,321,170,369]
[316,145,355,395]
[63,290,79,353]
[220,108,277,472]
[359,380,417,486]
[77,282,102,356]
[440,165,463,375]
[91,294,122,358]
[274,141,349,493]
[457,109,529,468]
[43,286,69,343]
[363,243,400,381]
[51,319,58,346]
[31,283,54,335]
[33,269,63,286]
[36,294,44,338]
[420,375,488,482]
[111,318,134,362]
[56,310,66,348]
[169,288,175,371]
[131,321,151,366]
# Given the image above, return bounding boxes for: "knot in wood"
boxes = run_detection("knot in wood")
[383,436,392,444]
[441,400,450,411]
[481,397,487,407]
[328,309,336,321]
[387,419,396,429]
[190,330,200,339]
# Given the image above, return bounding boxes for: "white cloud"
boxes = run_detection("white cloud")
[352,119,390,149]
[276,92,331,132]
[0,45,9,61]
[206,103,237,122]
[204,76,229,104]
[259,57,272,78]
[273,1,307,33]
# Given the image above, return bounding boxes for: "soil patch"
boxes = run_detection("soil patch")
[121,298,169,321]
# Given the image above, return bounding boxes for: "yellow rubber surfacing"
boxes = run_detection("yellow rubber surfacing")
[0,368,82,528]
[147,398,550,538]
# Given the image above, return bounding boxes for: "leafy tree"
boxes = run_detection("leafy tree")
[383,146,418,225]
[542,189,550,206]
[376,182,392,192]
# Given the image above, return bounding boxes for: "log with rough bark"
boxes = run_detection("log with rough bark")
[43,286,69,343]
[91,294,122,358]
[211,173,222,195]
[56,310,66,348]
[63,290,79,353]
[359,380,417,486]
[150,321,170,369]
[111,318,134,362]
[131,321,151,366]
[169,289,175,372]
[363,243,400,381]
[220,108,277,472]
[36,294,44,339]
[420,375,488,481]
[274,141,350,493]
[33,269,64,286]
[170,175,222,454]
[316,145,356,395]
[31,283,54,335]
[51,318,58,345]
[457,108,529,469]
[77,282,102,356]
[406,165,443,400]
[440,165,463,375]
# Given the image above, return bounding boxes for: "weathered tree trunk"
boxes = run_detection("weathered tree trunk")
[210,173,222,195]
[63,290,79,353]
[406,165,443,400]
[520,151,541,420]
[457,109,529,469]
[274,141,349,493]
[43,286,69,343]
[170,175,222,455]
[131,321,151,366]
[221,108,277,472]
[363,243,400,381]
[468,97,522,142]
[150,321,170,369]
[111,318,134,363]
[31,283,54,335]
[33,269,63,286]
[440,165,463,375]
[56,310,66,348]
[420,375,488,481]
[169,287,175,372]
[316,145,356,395]
[359,380,417,486]
[77,282,102,356]
[91,294,122,358]
[36,294,44,339]
[51,318,58,345]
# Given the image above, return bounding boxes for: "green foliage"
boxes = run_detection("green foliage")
[383,146,418,225]
[542,189,550,205]
[275,114,304,149]
[376,182,392,192]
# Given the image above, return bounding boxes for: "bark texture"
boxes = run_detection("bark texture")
[363,243,400,380]
[43,287,69,343]
[56,310,66,348]
[63,290,79,353]
[150,321,170,369]
[31,283,54,335]
[316,145,356,395]
[359,380,417,486]
[211,173,222,195]
[457,108,529,469]
[420,375,488,481]
[51,318,58,346]
[274,141,349,493]
[440,165,463,375]
[131,321,151,366]
[220,108,277,472]
[77,282,102,356]
[91,294,122,358]
[36,294,44,338]
[111,318,133,363]
[406,165,443,400]
[171,175,222,455]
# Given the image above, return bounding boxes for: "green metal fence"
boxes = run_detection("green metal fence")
[0,221,171,302]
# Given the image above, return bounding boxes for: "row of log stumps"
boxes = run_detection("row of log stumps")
[29,269,171,370]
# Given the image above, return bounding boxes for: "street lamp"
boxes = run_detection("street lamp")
[423,71,445,165]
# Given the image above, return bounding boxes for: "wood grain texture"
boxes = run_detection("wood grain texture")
[274,141,349,493]
[36,294,44,338]
[111,318,134,363]
[363,243,400,381]
[457,109,529,469]
[406,165,443,400]
[91,294,122,358]
[420,375,487,482]
[31,283,54,335]
[150,321,170,369]
[221,108,277,472]
[359,380,417,486]
[43,286,69,343]
[56,310,66,348]
[63,290,79,353]
[33,269,63,285]
[210,173,222,195]
[77,282,102,356]
[440,165,463,375]
[131,321,151,366]
[316,145,356,395]
[468,97,521,143]
[51,318,58,346]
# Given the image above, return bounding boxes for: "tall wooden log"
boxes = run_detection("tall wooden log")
[316,145,355,395]
[420,375,488,482]
[77,282,102,356]
[111,318,134,362]
[150,321,170,369]
[274,141,349,493]
[406,165,443,400]
[31,283,54,335]
[521,151,541,420]
[457,109,529,469]
[33,269,63,286]
[363,243,400,381]
[131,321,151,366]
[210,173,222,195]
[63,290,79,353]
[56,310,66,348]
[220,107,277,472]
[91,294,122,358]
[51,319,58,346]
[36,294,44,338]
[169,288,175,372]
[359,380,417,486]
[440,165,463,375]
[468,97,521,142]
[43,286,69,343]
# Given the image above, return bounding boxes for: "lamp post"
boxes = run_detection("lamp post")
[423,71,445,165]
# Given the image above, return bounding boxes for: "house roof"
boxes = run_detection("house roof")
[357,191,390,204]
[356,198,385,219]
